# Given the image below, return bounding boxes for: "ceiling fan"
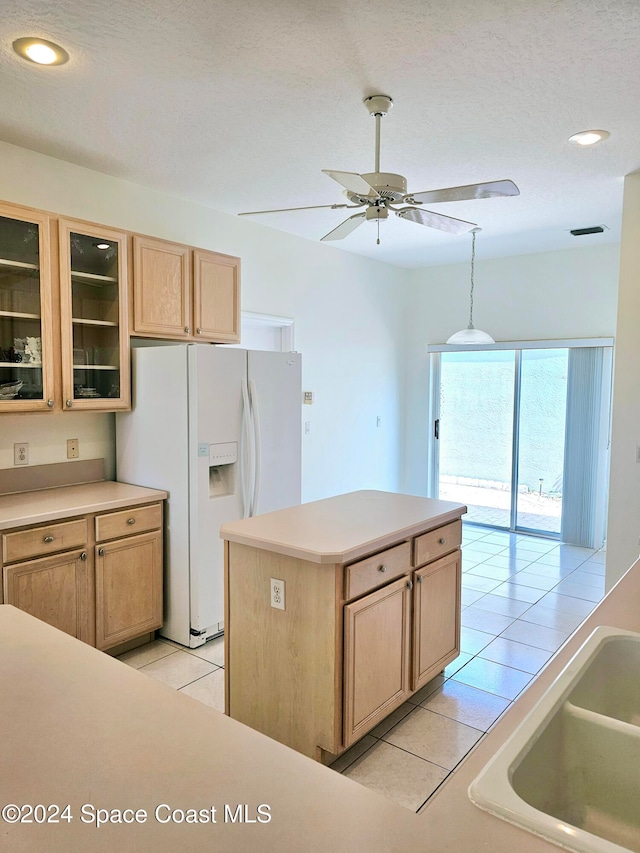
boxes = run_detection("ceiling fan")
[238,95,520,244]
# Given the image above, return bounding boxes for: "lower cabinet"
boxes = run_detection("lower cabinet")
[1,501,163,651]
[95,530,163,650]
[3,549,92,643]
[413,551,461,691]
[343,575,412,748]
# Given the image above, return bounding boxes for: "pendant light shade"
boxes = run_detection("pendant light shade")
[446,228,495,345]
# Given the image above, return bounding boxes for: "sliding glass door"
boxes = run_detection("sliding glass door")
[437,350,515,528]
[435,347,569,536]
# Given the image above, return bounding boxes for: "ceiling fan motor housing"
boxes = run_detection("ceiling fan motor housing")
[361,172,407,201]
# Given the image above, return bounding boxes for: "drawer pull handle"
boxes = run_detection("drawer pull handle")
[406,580,413,591]
[98,548,105,556]
[378,564,388,573]
[80,552,87,561]
[127,517,136,525]
[43,535,55,543]
[439,537,446,544]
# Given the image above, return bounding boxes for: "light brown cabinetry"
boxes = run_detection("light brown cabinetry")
[58,219,130,411]
[225,510,463,762]
[1,500,163,651]
[132,236,240,343]
[0,202,56,412]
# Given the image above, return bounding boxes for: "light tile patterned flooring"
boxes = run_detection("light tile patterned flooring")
[116,525,606,815]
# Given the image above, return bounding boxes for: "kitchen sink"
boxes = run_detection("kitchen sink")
[469,626,640,853]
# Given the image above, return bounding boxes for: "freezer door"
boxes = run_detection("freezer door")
[188,345,248,635]
[247,350,302,515]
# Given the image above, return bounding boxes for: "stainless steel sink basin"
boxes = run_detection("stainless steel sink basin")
[469,626,640,853]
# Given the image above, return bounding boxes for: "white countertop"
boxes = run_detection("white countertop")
[1,556,639,851]
[0,480,168,530]
[221,489,466,563]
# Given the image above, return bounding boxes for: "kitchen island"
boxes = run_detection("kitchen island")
[221,490,467,760]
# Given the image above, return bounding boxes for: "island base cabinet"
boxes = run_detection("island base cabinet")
[412,551,461,691]
[3,549,92,644]
[343,576,412,749]
[95,530,163,650]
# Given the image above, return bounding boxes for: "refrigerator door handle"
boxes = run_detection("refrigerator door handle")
[241,378,253,518]
[249,379,262,517]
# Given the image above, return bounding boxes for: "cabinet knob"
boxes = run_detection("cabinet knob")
[80,552,87,561]
[127,517,136,525]
[66,399,73,408]
[416,575,423,584]
[43,535,54,543]
[47,399,54,408]
[98,548,105,557]
[196,328,202,335]
[377,564,388,573]
[406,580,413,590]
[439,537,446,545]
[185,326,190,334]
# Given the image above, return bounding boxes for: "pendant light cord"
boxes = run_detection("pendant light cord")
[468,228,478,329]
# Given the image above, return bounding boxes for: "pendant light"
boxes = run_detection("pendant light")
[446,227,495,345]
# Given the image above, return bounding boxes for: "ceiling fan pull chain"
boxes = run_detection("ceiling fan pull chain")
[377,215,381,245]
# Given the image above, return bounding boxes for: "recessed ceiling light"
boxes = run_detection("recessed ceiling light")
[95,243,111,250]
[12,37,69,66]
[568,129,610,146]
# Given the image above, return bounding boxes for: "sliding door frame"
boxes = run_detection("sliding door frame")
[428,338,613,538]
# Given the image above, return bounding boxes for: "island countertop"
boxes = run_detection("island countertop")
[220,489,467,563]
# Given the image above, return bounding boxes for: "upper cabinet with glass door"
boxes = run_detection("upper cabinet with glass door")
[0,203,55,412]
[58,220,130,411]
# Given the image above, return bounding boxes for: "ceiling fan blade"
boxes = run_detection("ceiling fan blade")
[320,212,367,242]
[322,170,379,199]
[409,179,520,205]
[239,203,351,216]
[395,207,477,234]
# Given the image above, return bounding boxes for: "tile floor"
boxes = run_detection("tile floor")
[116,524,606,815]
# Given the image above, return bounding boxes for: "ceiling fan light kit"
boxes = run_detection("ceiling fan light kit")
[446,227,495,346]
[238,95,520,246]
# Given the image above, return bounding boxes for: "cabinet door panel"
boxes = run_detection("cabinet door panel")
[95,530,162,650]
[413,551,461,691]
[3,549,92,643]
[343,575,411,748]
[0,203,55,412]
[58,220,130,411]
[193,249,240,342]
[132,236,191,337]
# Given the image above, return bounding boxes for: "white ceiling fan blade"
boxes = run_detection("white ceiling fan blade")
[239,203,351,216]
[322,170,379,199]
[409,180,520,205]
[395,207,477,234]
[320,212,367,242]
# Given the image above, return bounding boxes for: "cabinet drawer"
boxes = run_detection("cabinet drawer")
[413,520,461,567]
[2,518,87,563]
[344,541,411,600]
[95,503,162,542]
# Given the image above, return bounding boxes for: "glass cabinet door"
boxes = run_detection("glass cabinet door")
[58,221,129,410]
[0,205,54,411]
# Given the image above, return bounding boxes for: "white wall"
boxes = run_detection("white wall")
[0,141,406,501]
[606,172,640,588]
[401,243,620,497]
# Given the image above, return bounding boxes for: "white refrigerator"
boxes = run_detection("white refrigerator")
[116,344,302,647]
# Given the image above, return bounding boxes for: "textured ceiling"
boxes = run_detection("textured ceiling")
[1,0,639,266]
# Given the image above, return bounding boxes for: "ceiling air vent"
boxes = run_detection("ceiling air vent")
[570,226,606,236]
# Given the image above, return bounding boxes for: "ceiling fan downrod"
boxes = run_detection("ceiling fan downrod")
[363,94,393,175]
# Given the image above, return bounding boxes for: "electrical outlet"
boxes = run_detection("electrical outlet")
[270,578,285,611]
[67,438,79,459]
[14,442,29,465]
